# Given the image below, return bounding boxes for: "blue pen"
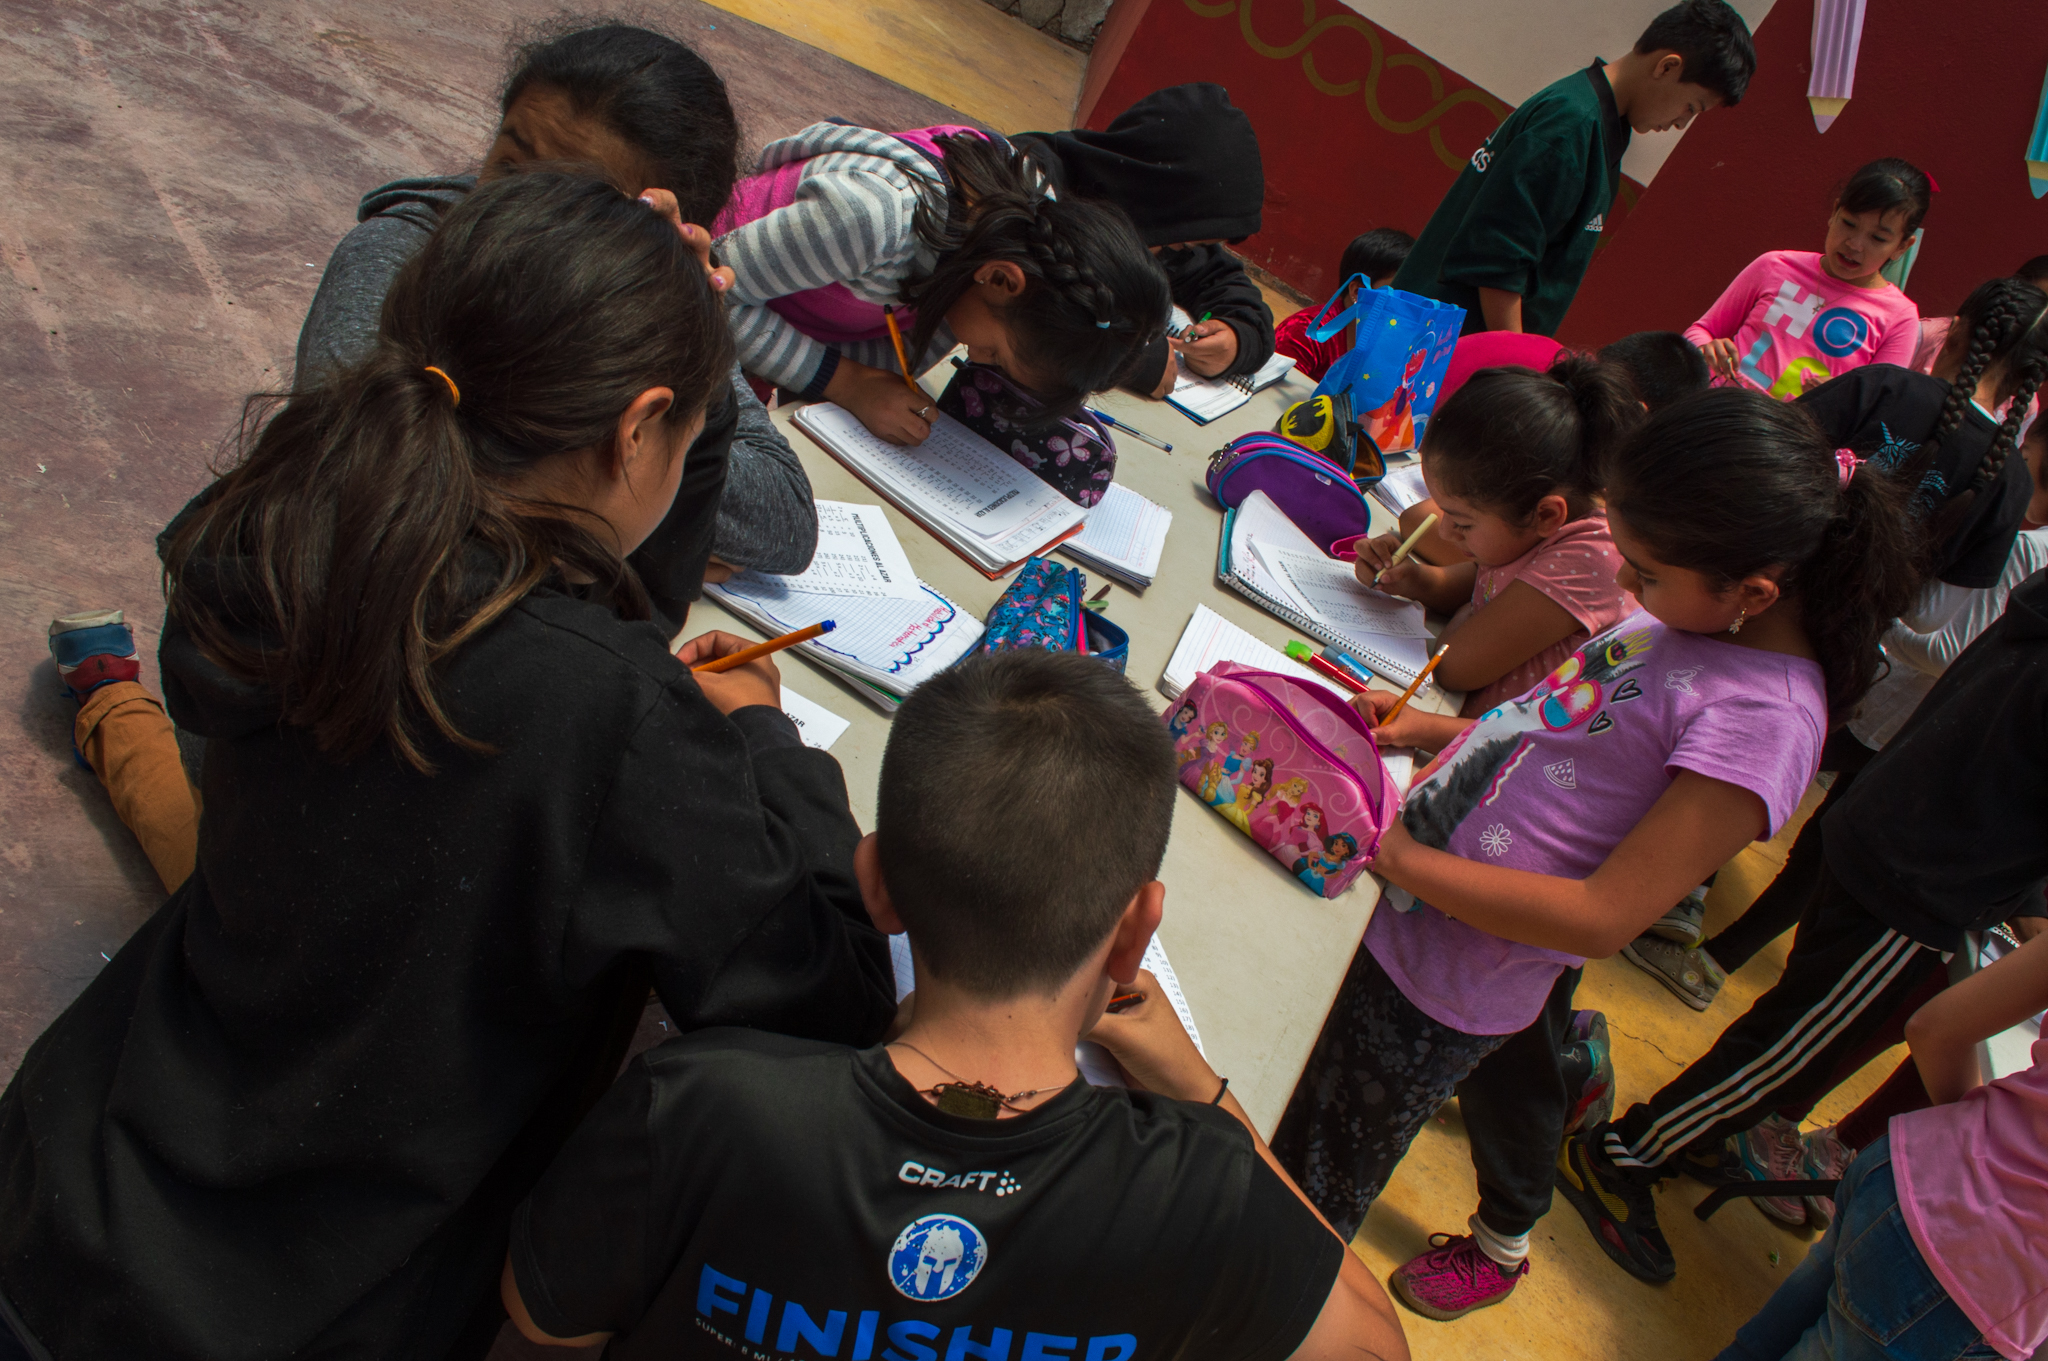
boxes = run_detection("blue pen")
[1087,407,1173,453]
[1322,647,1374,688]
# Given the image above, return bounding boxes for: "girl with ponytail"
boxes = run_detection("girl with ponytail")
[1274,388,1920,1307]
[0,172,894,1360]
[1356,353,1644,715]
[713,123,1169,451]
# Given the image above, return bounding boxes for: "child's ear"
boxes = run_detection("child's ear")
[1652,51,1685,82]
[612,386,677,480]
[1104,881,1166,985]
[1737,570,1786,620]
[1531,492,1572,536]
[974,261,1028,298]
[854,834,906,936]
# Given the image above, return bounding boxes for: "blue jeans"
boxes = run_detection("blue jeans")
[1715,1135,1999,1361]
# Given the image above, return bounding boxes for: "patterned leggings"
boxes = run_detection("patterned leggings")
[1271,945,1509,1241]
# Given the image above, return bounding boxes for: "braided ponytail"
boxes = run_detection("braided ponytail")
[901,133,1169,420]
[1900,277,2048,543]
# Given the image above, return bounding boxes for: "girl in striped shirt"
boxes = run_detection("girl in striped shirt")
[714,123,1167,447]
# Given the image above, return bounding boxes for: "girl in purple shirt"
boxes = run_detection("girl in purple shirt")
[1272,388,1922,1321]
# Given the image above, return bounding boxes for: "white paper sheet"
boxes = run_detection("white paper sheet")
[779,686,850,751]
[1159,605,1339,701]
[890,935,1203,1090]
[790,501,923,601]
[710,575,982,690]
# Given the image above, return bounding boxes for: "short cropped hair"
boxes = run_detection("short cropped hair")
[1636,0,1757,105]
[877,651,1178,998]
[1599,331,1712,411]
[1340,228,1415,285]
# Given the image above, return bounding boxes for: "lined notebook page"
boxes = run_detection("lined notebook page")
[1064,482,1171,582]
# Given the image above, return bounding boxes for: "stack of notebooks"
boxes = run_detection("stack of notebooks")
[1058,481,1172,590]
[707,501,984,713]
[1217,490,1435,687]
[792,403,1086,578]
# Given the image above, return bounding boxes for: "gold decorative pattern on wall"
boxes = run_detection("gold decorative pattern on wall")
[1185,0,1509,168]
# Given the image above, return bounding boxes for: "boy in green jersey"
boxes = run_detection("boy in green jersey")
[1393,0,1756,337]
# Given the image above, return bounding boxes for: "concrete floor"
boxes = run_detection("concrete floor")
[1,2,1899,1358]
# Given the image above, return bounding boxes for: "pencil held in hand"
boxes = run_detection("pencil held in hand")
[883,307,922,400]
[1379,644,1446,725]
[1375,513,1439,586]
[691,621,835,673]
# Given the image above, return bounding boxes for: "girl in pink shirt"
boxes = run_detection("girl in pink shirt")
[1719,927,2048,1361]
[1686,158,1928,400]
[1354,354,1639,716]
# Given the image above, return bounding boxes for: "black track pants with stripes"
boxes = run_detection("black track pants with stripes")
[1600,868,1942,1175]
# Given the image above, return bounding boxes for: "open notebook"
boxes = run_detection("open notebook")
[1058,481,1171,590]
[1166,351,1298,425]
[792,403,1086,578]
[1368,461,1430,518]
[1220,491,1434,686]
[706,502,984,713]
[889,934,1202,1089]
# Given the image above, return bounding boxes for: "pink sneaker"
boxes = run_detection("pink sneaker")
[1732,1115,1809,1226]
[1389,1234,1528,1321]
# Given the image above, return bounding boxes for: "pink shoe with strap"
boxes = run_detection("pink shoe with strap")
[1389,1234,1528,1321]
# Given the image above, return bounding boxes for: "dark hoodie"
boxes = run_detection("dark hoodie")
[1017,84,1274,395]
[1824,566,2048,948]
[0,519,895,1360]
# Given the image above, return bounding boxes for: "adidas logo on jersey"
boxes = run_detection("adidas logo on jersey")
[1584,214,1605,233]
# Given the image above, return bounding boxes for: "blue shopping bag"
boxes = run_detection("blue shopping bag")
[1305,276,1464,455]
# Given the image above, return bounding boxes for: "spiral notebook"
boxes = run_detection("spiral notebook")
[1218,490,1433,686]
[1166,351,1299,425]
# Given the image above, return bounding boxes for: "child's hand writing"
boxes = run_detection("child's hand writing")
[1086,969,1217,1100]
[1352,537,1436,601]
[676,630,782,714]
[1699,337,1742,381]
[1172,320,1240,378]
[636,190,735,295]
[1349,687,1468,752]
[830,362,934,447]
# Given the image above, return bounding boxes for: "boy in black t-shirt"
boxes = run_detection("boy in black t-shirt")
[502,651,1410,1361]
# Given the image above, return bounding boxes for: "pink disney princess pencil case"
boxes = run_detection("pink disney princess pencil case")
[1164,661,1400,898]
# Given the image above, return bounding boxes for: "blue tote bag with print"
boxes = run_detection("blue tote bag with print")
[1305,276,1464,456]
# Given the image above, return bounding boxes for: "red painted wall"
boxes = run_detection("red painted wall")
[1082,0,1653,308]
[1085,0,1510,302]
[1564,0,2048,347]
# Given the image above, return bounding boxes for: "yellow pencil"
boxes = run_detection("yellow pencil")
[1374,512,1439,586]
[691,621,835,673]
[1379,644,1447,725]
[882,307,923,401]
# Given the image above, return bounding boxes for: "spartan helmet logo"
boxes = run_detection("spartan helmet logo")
[889,1214,988,1301]
[914,1224,965,1295]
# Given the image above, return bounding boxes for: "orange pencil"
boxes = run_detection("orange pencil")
[691,621,835,673]
[1378,644,1447,725]
[883,306,923,401]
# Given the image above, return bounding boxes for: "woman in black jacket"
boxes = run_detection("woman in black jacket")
[0,172,893,1361]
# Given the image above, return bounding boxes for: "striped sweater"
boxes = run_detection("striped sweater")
[717,123,965,397]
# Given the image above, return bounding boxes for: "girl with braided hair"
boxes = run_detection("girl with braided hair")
[714,124,1169,450]
[1799,275,2047,595]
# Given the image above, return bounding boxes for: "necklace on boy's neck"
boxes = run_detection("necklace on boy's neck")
[889,1042,1068,1119]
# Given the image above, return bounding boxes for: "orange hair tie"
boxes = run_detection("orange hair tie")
[423,365,461,407]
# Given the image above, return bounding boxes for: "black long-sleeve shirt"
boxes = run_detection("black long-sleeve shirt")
[0,541,893,1360]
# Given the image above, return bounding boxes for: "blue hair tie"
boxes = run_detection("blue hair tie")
[1094,319,1110,329]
